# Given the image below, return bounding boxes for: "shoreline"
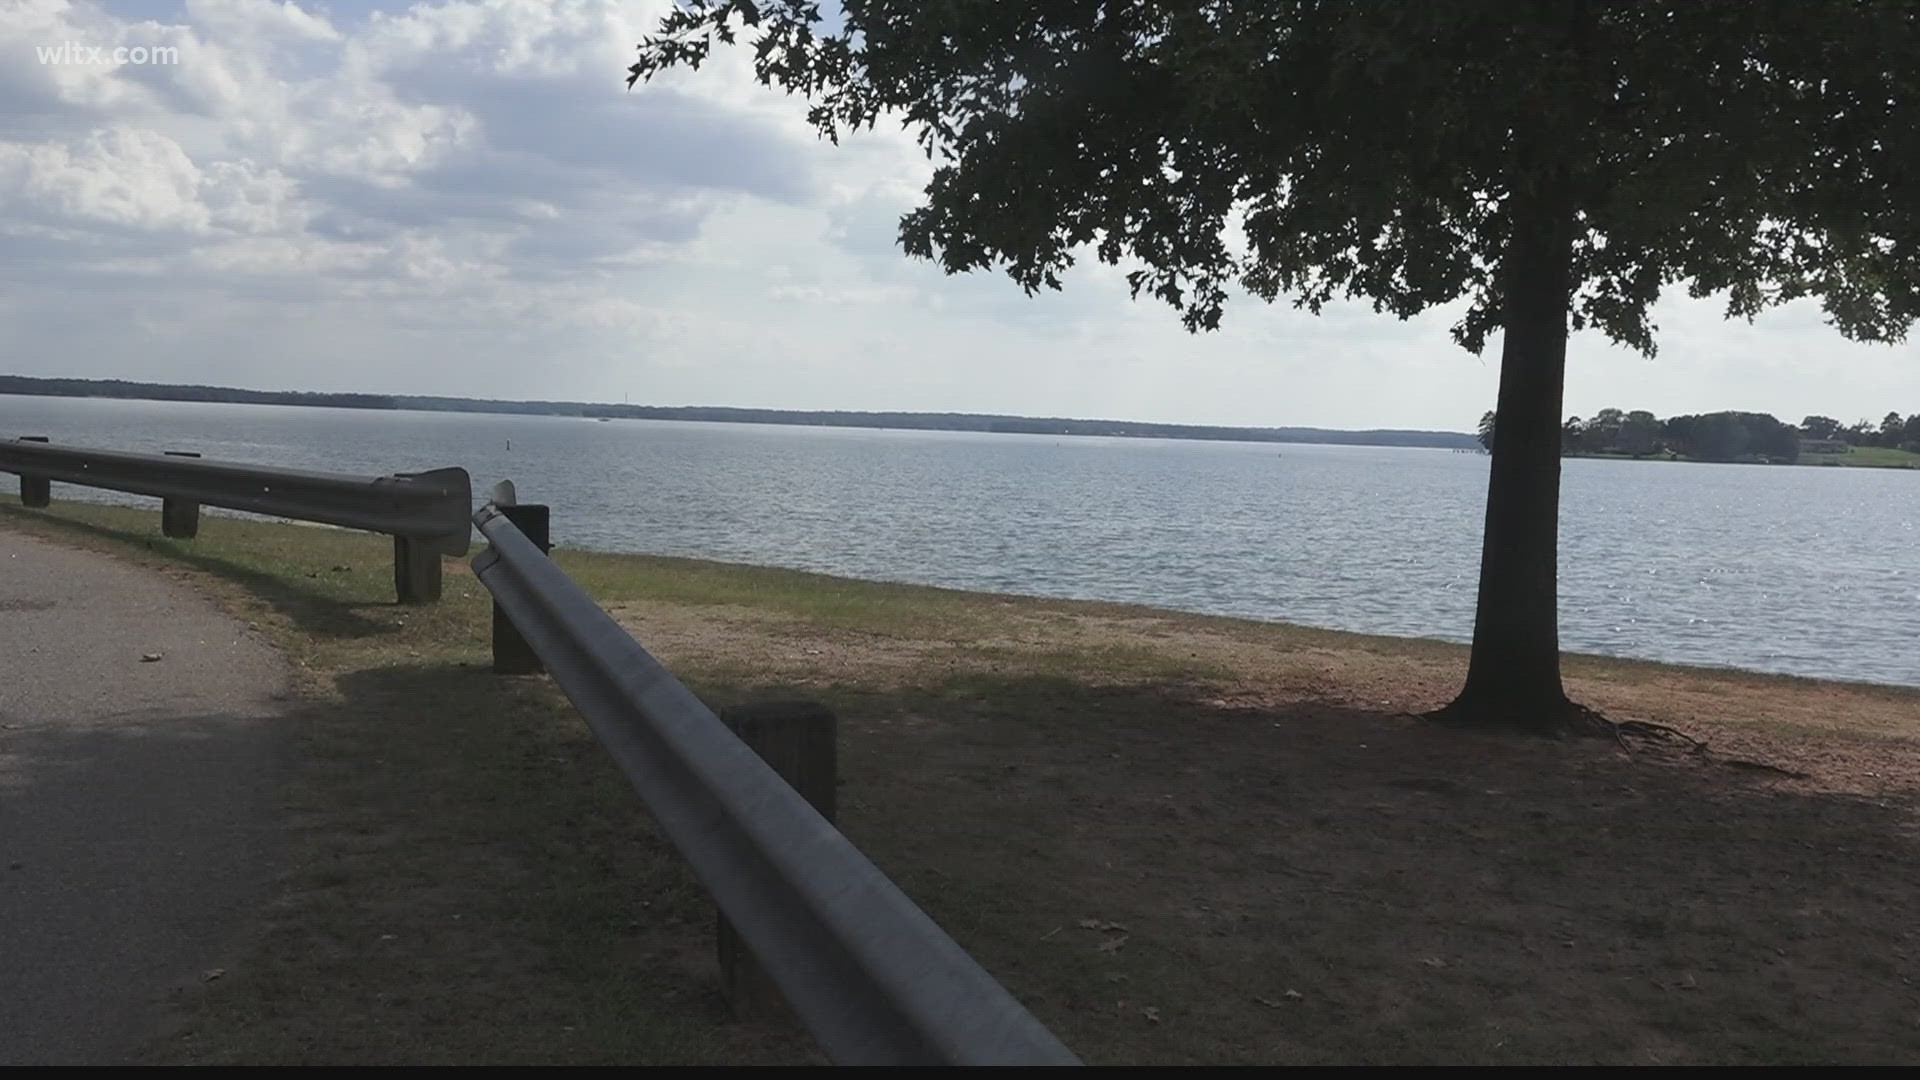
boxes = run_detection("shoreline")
[0,383,1478,450]
[571,543,1920,695]
[5,493,1915,694]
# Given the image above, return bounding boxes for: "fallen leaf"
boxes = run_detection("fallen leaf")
[1097,935,1129,954]
[1421,956,1448,969]
[201,968,224,982]
[1141,1006,1161,1023]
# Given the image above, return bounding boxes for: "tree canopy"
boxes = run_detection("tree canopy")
[633,1,1920,354]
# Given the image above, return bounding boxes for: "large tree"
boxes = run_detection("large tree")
[630,1,1920,731]
[1800,415,1843,442]
[1881,412,1909,446]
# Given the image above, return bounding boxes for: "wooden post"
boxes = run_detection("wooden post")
[18,435,49,508]
[492,503,550,674]
[717,701,838,1020]
[161,451,201,538]
[392,536,442,603]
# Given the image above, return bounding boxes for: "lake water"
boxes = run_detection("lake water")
[3,394,1916,688]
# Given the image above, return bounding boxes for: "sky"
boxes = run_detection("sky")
[2,0,1915,433]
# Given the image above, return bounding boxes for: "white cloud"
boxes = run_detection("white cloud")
[1,128,212,232]
[184,0,339,45]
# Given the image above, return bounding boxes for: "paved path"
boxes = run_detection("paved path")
[0,526,286,1065]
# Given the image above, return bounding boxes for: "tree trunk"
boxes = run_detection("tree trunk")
[1440,184,1578,728]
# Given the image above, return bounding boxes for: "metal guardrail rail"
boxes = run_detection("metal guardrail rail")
[470,503,1080,1066]
[0,436,471,601]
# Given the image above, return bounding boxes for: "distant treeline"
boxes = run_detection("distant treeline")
[1477,406,1920,463]
[0,376,400,411]
[573,404,1476,446]
[0,374,1480,449]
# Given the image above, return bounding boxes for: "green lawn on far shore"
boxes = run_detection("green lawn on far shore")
[1804,445,1920,468]
[3,496,1918,1066]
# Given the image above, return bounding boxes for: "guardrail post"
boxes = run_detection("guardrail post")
[17,436,49,507]
[160,451,201,538]
[393,537,443,603]
[716,701,838,1020]
[491,503,550,673]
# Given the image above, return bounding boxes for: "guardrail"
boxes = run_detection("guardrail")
[0,436,471,602]
[470,502,1080,1066]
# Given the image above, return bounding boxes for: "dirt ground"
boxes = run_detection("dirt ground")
[612,595,1920,1065]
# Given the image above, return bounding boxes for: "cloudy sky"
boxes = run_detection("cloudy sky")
[3,0,1915,432]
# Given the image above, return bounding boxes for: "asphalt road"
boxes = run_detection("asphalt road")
[0,526,285,1065]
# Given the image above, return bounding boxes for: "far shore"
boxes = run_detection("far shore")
[1564,446,1920,469]
[0,378,1479,451]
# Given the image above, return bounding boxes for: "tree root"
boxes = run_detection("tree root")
[1599,714,1707,755]
[1427,697,1810,778]
[1720,758,1813,779]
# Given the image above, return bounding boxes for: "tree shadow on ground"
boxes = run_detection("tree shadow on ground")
[37,643,1913,1065]
[129,661,817,1066]
[715,673,1920,1066]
